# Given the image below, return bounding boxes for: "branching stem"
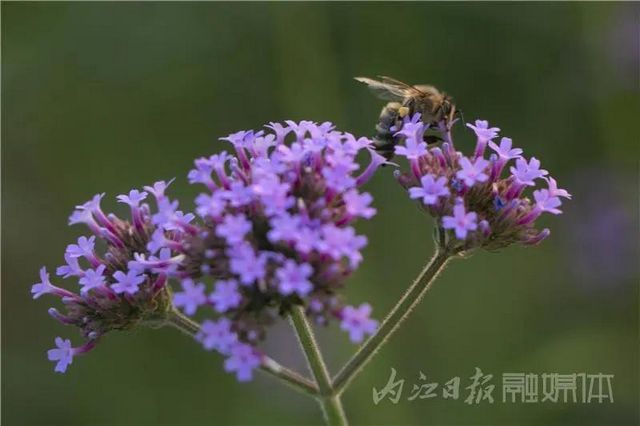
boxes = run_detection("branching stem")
[290,306,347,426]
[166,309,319,397]
[332,250,452,394]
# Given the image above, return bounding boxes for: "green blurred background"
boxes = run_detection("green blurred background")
[2,3,638,425]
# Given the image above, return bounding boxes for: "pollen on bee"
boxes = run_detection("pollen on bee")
[398,106,410,117]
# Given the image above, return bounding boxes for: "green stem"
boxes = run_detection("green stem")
[318,396,347,426]
[332,249,452,394]
[290,306,347,426]
[166,309,319,397]
[166,308,200,335]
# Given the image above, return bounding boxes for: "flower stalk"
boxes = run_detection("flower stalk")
[166,308,319,397]
[290,306,347,426]
[333,245,453,394]
[164,226,458,426]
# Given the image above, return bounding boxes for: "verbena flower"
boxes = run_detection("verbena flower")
[395,114,570,252]
[153,120,383,381]
[32,184,186,372]
[339,303,378,343]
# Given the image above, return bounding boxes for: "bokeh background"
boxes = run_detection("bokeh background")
[2,3,638,425]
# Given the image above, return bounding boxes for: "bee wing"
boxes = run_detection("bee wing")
[377,75,413,88]
[378,75,428,96]
[354,76,406,101]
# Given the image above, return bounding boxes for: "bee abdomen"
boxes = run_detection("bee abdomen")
[372,102,402,159]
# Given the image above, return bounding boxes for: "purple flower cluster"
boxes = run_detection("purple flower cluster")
[151,121,382,381]
[32,185,186,372]
[31,110,569,383]
[31,121,383,381]
[395,116,570,251]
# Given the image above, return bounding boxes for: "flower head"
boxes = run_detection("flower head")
[395,113,568,251]
[32,184,185,372]
[160,120,380,381]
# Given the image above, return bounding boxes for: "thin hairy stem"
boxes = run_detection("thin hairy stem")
[332,250,452,394]
[166,308,200,335]
[166,309,319,397]
[290,306,347,426]
[318,395,348,426]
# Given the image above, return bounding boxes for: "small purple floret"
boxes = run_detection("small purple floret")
[111,270,146,295]
[47,337,74,373]
[442,203,478,240]
[78,265,107,295]
[409,174,449,205]
[456,157,490,187]
[340,303,378,343]
[173,279,207,315]
[275,260,313,297]
[209,280,242,313]
[224,343,262,382]
[197,318,239,354]
[216,214,252,245]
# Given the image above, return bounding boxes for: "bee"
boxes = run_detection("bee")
[355,75,460,160]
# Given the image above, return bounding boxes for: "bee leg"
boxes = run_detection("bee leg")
[398,106,410,118]
[455,108,466,126]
